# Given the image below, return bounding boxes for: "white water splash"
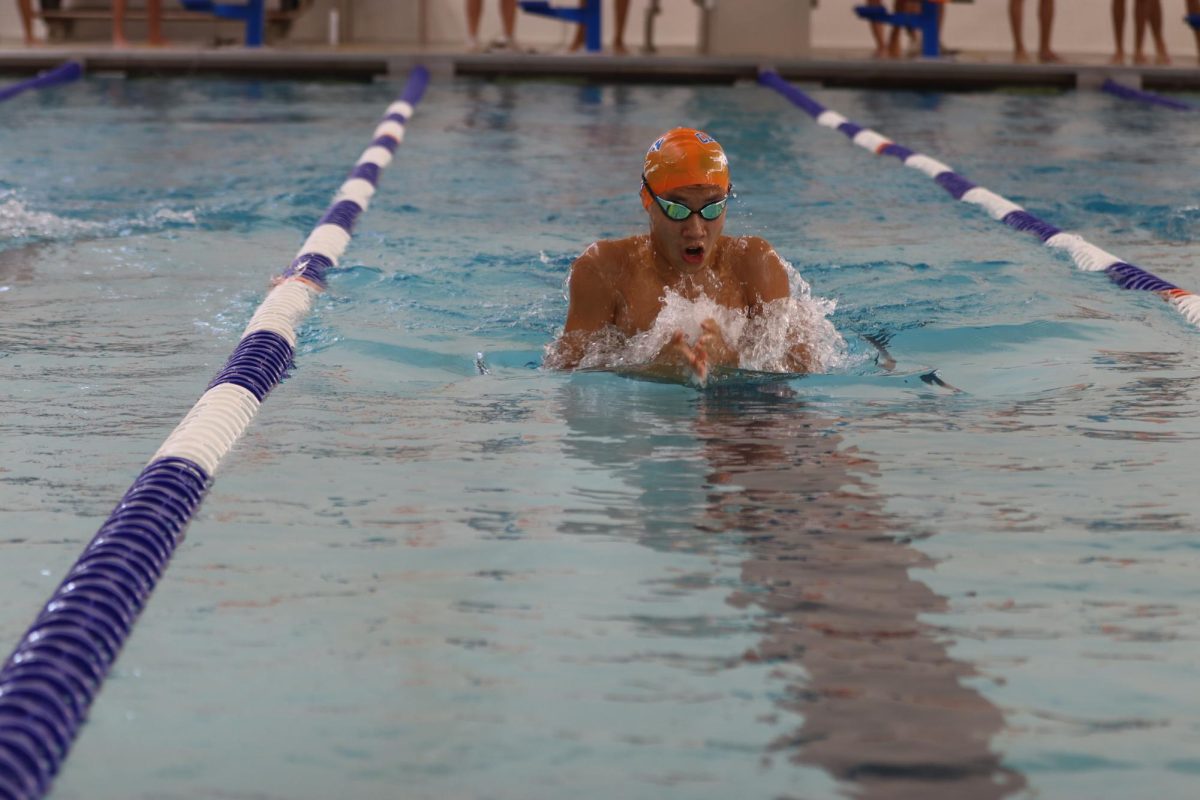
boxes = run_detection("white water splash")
[0,197,102,240]
[0,191,197,242]
[150,208,197,225]
[551,262,847,375]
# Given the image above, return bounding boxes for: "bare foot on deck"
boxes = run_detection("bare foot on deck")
[1013,48,1031,63]
[1109,51,1125,65]
[612,41,627,55]
[1038,50,1061,64]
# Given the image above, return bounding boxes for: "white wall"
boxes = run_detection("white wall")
[0,1,21,41]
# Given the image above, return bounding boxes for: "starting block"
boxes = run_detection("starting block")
[519,0,601,52]
[854,1,942,58]
[180,0,266,46]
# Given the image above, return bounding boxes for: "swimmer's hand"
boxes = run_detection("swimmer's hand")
[661,319,738,385]
[697,319,738,369]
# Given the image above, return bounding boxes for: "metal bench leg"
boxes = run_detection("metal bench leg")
[920,0,939,58]
[519,0,601,52]
[583,0,600,51]
[244,0,265,45]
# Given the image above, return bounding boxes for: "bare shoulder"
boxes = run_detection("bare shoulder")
[562,236,648,336]
[569,235,646,294]
[726,235,776,258]
[722,235,790,304]
[574,235,644,272]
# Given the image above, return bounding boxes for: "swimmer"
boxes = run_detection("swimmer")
[546,127,816,384]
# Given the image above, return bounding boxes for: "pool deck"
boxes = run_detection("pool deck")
[1,41,1199,91]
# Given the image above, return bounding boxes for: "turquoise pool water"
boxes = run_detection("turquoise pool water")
[2,75,1200,799]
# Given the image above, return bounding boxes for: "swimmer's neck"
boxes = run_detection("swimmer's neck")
[646,234,725,285]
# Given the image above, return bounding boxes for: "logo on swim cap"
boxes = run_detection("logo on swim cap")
[641,127,730,209]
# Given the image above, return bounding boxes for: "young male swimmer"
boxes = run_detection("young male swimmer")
[545,127,839,384]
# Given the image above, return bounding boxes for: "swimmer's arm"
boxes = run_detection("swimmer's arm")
[742,237,815,373]
[547,251,619,370]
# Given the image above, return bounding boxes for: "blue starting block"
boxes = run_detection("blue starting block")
[1187,13,1200,30]
[180,0,266,47]
[519,0,601,52]
[854,1,941,58]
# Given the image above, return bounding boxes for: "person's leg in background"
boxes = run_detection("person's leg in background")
[1009,0,1030,62]
[1111,0,1127,63]
[1036,0,1058,62]
[465,0,483,50]
[865,0,888,58]
[888,0,913,58]
[16,0,38,44]
[612,0,630,54]
[1133,0,1169,63]
[571,0,631,53]
[500,0,517,45]
[1143,0,1170,63]
[147,0,164,46]
[113,0,129,46]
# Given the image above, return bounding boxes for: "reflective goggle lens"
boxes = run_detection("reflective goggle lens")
[699,198,727,220]
[655,195,727,221]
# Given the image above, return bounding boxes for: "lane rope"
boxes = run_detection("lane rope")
[0,61,82,104]
[0,65,430,800]
[1100,78,1198,111]
[757,69,1200,330]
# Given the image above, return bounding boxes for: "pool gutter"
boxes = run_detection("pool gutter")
[1,47,1199,90]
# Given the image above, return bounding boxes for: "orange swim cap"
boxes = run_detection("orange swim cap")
[641,128,730,210]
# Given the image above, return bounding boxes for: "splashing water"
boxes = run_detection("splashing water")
[0,197,102,240]
[0,191,196,245]
[545,261,847,375]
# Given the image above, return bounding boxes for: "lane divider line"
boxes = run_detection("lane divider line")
[758,68,1200,329]
[0,66,430,800]
[1101,78,1198,111]
[0,61,82,104]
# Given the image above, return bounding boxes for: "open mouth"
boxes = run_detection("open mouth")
[682,245,705,264]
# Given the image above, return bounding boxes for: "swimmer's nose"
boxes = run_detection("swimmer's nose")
[681,213,706,237]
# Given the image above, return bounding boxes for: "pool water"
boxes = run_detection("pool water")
[2,75,1200,799]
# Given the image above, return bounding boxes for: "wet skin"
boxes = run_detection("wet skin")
[552,182,810,382]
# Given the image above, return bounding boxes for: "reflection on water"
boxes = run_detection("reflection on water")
[558,378,1025,798]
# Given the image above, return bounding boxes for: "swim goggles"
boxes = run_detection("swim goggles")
[642,175,729,221]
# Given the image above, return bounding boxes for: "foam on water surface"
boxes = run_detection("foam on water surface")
[545,261,846,379]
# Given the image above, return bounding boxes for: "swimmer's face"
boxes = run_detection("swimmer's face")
[647,182,728,273]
